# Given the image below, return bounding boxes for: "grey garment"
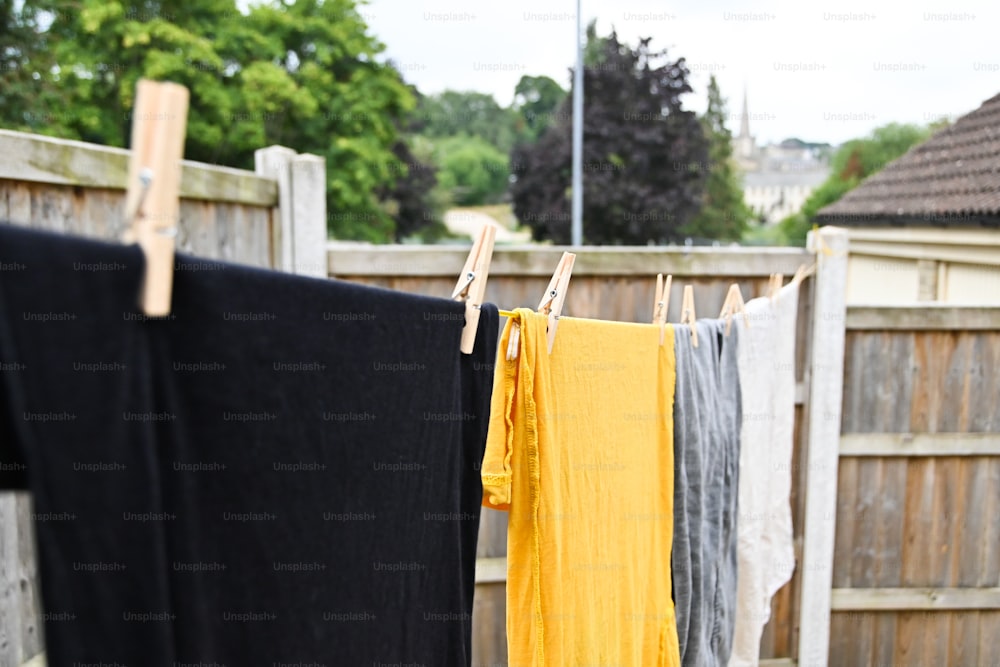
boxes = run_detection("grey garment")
[672,319,743,667]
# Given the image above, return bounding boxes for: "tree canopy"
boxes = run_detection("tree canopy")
[413,90,521,154]
[0,0,439,242]
[513,75,567,142]
[510,29,708,244]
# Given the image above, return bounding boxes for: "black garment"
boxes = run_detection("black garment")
[0,222,498,667]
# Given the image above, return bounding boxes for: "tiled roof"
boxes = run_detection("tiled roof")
[816,92,1000,226]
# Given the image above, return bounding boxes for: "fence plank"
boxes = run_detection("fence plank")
[947,610,980,667]
[0,130,277,206]
[799,226,849,667]
[0,494,21,667]
[254,145,296,272]
[290,154,327,277]
[981,459,1000,587]
[846,306,1000,330]
[327,244,812,277]
[840,433,1000,457]
[474,557,507,584]
[978,612,1000,665]
[832,458,857,588]
[831,587,1000,610]
[22,653,46,667]
[15,496,40,659]
[472,583,507,667]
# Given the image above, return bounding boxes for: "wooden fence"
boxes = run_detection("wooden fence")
[0,131,326,277]
[830,306,1000,666]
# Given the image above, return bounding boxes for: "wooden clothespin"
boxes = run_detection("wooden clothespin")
[452,225,497,353]
[505,252,575,360]
[769,273,784,301]
[680,284,698,348]
[652,273,672,346]
[537,252,575,354]
[719,283,748,336]
[791,262,815,286]
[122,79,190,316]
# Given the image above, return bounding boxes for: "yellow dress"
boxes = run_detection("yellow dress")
[482,309,681,667]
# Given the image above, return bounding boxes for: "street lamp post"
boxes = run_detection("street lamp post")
[571,0,583,246]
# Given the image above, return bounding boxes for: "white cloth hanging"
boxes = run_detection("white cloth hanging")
[729,283,800,667]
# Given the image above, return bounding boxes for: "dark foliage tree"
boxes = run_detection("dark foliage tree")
[511,29,708,244]
[375,138,447,241]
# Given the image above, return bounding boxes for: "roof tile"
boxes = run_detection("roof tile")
[816,92,1000,225]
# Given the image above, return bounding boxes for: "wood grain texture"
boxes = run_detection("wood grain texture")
[835,325,1000,667]
[0,493,21,667]
[831,588,1000,610]
[799,227,849,667]
[840,433,1000,456]
[328,244,812,278]
[475,558,507,584]
[0,182,275,270]
[0,130,278,206]
[846,306,1000,330]
[472,583,508,667]
[15,496,41,659]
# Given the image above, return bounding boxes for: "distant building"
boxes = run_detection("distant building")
[734,91,830,224]
[815,92,1000,305]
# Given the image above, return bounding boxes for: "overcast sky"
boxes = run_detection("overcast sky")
[363,0,998,146]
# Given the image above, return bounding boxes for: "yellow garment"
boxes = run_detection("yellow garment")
[482,309,680,667]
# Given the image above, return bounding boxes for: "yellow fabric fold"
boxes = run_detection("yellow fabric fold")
[481,309,681,667]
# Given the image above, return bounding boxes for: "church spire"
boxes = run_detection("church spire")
[739,87,750,140]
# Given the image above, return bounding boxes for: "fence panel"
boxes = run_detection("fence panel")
[830,307,1000,667]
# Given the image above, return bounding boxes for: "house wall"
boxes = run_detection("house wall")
[845,228,1000,304]
[744,183,821,224]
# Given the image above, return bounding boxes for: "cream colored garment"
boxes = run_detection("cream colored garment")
[729,283,800,666]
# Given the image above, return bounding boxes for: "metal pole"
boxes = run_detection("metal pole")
[570,0,583,246]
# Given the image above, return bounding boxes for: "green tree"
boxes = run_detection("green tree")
[1,0,434,243]
[511,29,707,244]
[433,135,509,206]
[0,0,71,136]
[414,90,520,154]
[513,75,566,142]
[683,75,750,241]
[779,122,932,243]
